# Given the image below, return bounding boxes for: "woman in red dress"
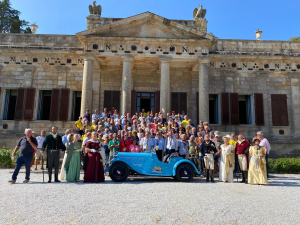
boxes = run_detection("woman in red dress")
[83,131,105,183]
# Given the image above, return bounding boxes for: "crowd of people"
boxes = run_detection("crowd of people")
[8,107,271,185]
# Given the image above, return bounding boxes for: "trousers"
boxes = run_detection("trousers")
[12,156,32,180]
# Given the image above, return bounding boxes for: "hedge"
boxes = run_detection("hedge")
[0,149,18,168]
[268,158,300,174]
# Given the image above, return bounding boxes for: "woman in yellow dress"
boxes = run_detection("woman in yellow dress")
[248,138,268,185]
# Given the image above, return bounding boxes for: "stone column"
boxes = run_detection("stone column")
[121,57,133,114]
[80,57,94,116]
[199,60,209,122]
[160,58,171,117]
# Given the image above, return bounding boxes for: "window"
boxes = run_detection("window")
[136,92,155,113]
[37,90,52,120]
[238,95,253,125]
[2,89,17,120]
[271,94,289,126]
[71,91,81,121]
[222,93,256,125]
[209,94,219,124]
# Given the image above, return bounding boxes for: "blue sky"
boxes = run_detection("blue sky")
[11,0,299,41]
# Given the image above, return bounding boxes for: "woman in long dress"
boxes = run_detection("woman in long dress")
[248,138,268,185]
[59,134,73,181]
[219,135,235,183]
[65,134,82,182]
[84,131,105,183]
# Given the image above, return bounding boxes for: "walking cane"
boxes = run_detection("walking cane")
[42,156,44,183]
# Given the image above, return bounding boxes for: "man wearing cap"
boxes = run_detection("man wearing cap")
[236,134,251,183]
[41,126,65,183]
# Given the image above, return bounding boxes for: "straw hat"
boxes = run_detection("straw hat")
[222,134,231,141]
[252,137,261,144]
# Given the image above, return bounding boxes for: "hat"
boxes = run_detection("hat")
[252,137,261,143]
[215,134,219,137]
[172,111,175,113]
[222,134,231,141]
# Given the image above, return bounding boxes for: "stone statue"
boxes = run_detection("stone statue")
[193,4,206,19]
[89,1,102,16]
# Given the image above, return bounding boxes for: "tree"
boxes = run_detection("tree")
[0,0,31,33]
[289,37,300,42]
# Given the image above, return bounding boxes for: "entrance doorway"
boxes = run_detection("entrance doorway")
[136,93,155,113]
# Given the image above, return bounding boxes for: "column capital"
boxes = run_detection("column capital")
[159,55,172,63]
[197,56,211,64]
[120,54,134,62]
[82,54,95,61]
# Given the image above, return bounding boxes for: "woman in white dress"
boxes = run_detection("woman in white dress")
[59,134,73,181]
[219,135,235,183]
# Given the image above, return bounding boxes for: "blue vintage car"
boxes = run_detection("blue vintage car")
[109,152,201,182]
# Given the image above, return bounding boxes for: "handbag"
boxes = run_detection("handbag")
[244,148,249,154]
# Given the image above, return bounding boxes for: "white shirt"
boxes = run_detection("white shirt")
[36,136,45,149]
[165,137,178,151]
[140,137,154,152]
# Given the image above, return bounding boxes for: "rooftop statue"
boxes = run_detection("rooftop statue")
[193,4,206,19]
[89,1,102,16]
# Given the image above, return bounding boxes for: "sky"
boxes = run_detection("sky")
[10,0,300,41]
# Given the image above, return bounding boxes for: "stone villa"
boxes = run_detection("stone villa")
[0,3,300,157]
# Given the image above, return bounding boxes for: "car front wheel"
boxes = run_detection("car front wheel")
[175,163,194,182]
[109,162,129,182]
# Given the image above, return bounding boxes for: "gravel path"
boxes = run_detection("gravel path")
[0,169,299,225]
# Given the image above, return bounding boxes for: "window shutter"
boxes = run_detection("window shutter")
[49,89,60,121]
[104,90,120,112]
[131,90,137,115]
[279,94,289,126]
[221,93,230,125]
[230,93,239,125]
[271,94,280,126]
[171,92,187,114]
[196,92,199,124]
[104,90,112,111]
[24,88,35,120]
[112,91,120,112]
[155,91,160,113]
[171,92,178,113]
[254,93,264,126]
[14,88,25,120]
[59,88,70,121]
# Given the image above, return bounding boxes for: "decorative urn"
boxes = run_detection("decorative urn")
[30,23,38,34]
[255,29,263,40]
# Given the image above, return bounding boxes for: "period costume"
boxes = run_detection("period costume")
[219,144,235,183]
[42,133,64,183]
[65,143,82,182]
[84,140,105,183]
[200,140,216,182]
[235,139,250,183]
[248,146,268,185]
[59,145,68,181]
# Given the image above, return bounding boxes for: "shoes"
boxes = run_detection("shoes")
[8,180,16,183]
[54,180,61,183]
[23,179,29,183]
[34,168,37,170]
[48,180,51,183]
[41,167,44,170]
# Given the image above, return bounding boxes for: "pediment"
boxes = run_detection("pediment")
[77,12,206,40]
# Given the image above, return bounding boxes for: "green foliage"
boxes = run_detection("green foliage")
[269,158,300,174]
[0,148,18,168]
[0,0,30,33]
[289,37,300,42]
